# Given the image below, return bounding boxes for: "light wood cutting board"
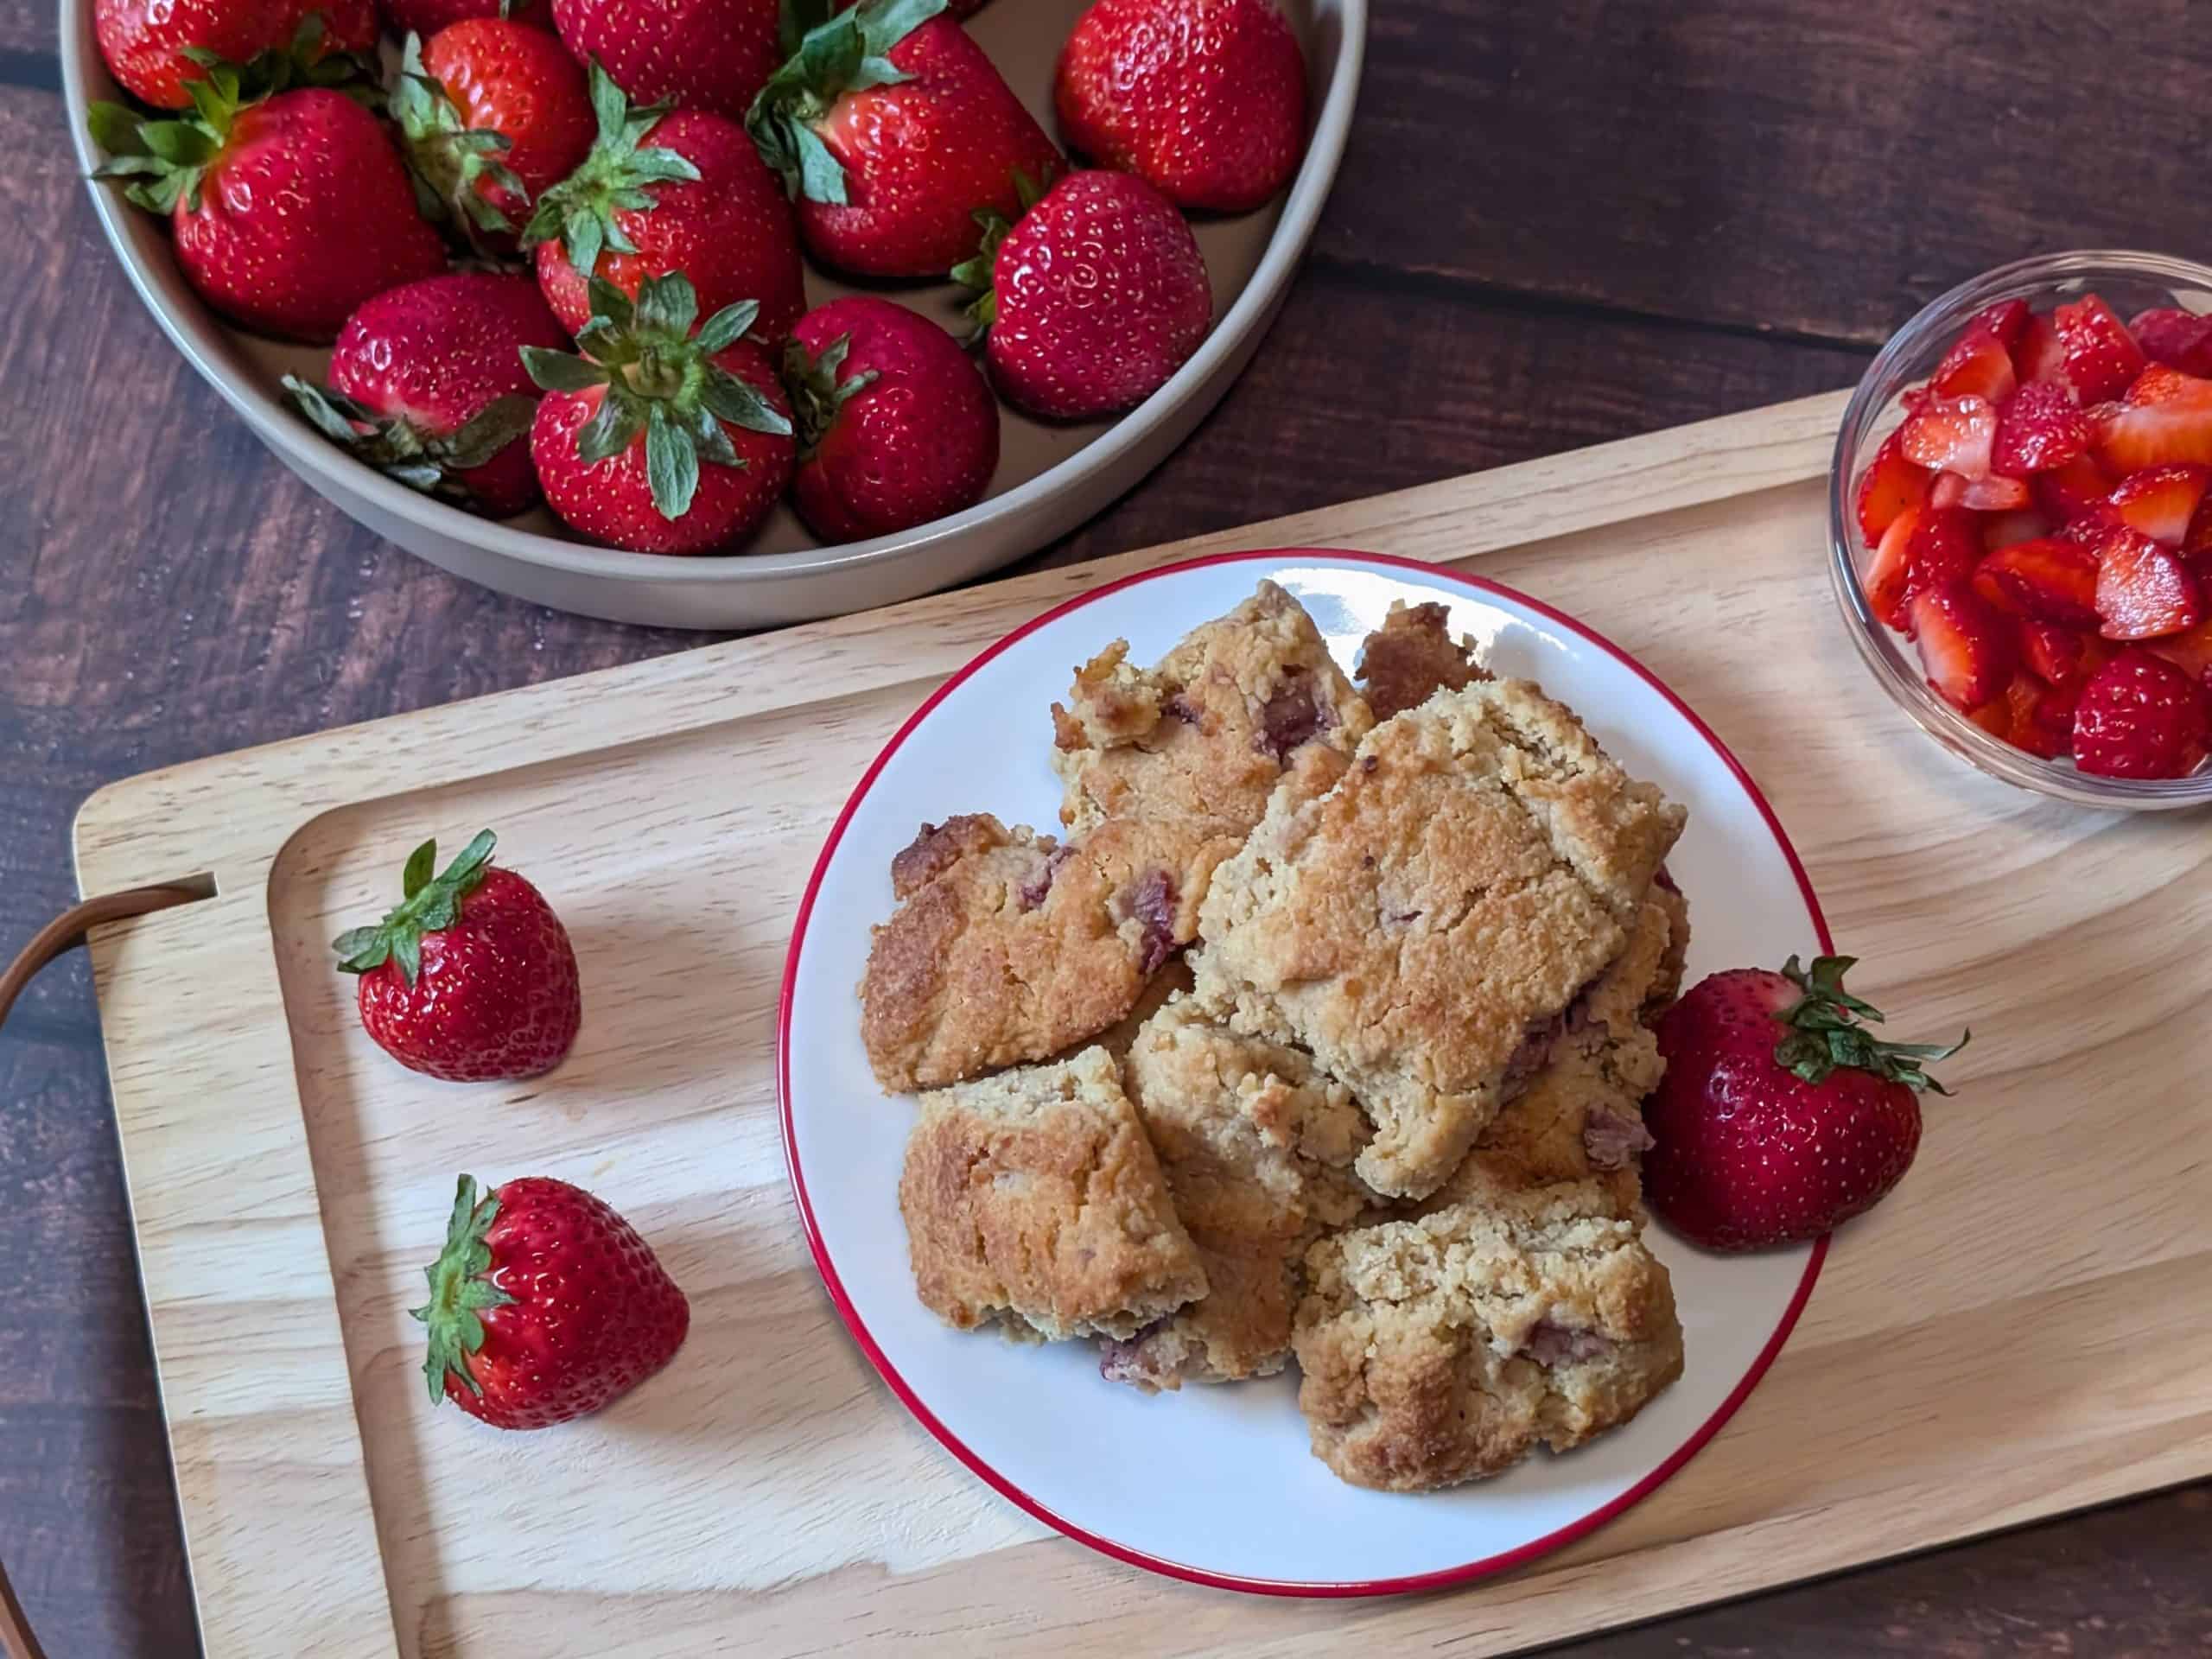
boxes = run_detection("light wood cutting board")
[73,388,2212,1658]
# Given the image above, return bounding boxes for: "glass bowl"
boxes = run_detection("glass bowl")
[1828,249,2212,810]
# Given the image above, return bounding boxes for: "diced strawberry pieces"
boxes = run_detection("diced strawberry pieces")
[1904,505,1982,601]
[2060,501,2121,544]
[1864,505,1917,630]
[1853,426,1933,544]
[2128,308,2212,376]
[1910,582,2019,710]
[2004,672,2075,758]
[1957,474,2031,510]
[1981,508,2052,552]
[1990,381,2092,476]
[2094,526,2203,639]
[1967,299,2031,348]
[2185,497,2212,566]
[1965,693,2016,741]
[2146,617,2212,680]
[2094,397,2212,474]
[2019,619,2104,687]
[2123,364,2212,406]
[2073,650,2210,779]
[1975,537,2102,626]
[2012,313,2068,387]
[1899,393,1998,480]
[2052,295,2147,404]
[1929,325,2018,404]
[2107,462,2212,546]
[1929,471,1967,510]
[2033,452,2113,522]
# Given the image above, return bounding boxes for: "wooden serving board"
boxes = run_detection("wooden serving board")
[74,387,2212,1659]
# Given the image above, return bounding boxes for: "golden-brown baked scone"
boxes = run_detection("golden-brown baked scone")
[1646,871,1692,1015]
[1292,1170,1684,1491]
[1355,600,1489,721]
[1192,679,1686,1199]
[898,1046,1208,1342]
[1098,997,1380,1390]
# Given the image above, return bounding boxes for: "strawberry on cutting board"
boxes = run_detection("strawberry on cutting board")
[283,270,568,516]
[334,830,582,1081]
[416,1174,690,1429]
[1644,956,1967,1252]
[956,168,1211,421]
[90,74,446,342]
[526,66,805,343]
[96,0,376,110]
[1054,0,1307,213]
[747,0,1062,278]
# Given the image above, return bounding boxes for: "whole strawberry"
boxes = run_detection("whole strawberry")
[2072,649,2210,779]
[391,20,593,250]
[334,830,582,1081]
[785,297,999,542]
[415,1173,690,1429]
[526,67,805,343]
[747,0,1062,278]
[957,169,1211,420]
[90,79,447,342]
[1644,956,1966,1251]
[283,271,568,516]
[380,0,548,36]
[551,0,780,118]
[526,273,797,554]
[96,0,375,110]
[1055,0,1307,213]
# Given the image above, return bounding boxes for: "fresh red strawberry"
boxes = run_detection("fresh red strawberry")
[2012,311,2067,386]
[1927,470,1965,511]
[957,169,1211,420]
[552,0,780,118]
[1898,392,1996,479]
[1909,582,2017,709]
[2094,395,2212,474]
[747,0,1062,277]
[1854,426,1931,544]
[2107,462,2212,547]
[2019,619,2108,689]
[2124,364,2212,406]
[1054,0,1307,213]
[1963,693,2015,742]
[2094,527,2202,640]
[1927,319,2017,405]
[1965,297,2030,347]
[2050,295,2145,404]
[1980,507,2050,552]
[334,830,582,1081]
[95,0,374,110]
[1989,380,2090,476]
[90,82,446,342]
[393,20,592,250]
[526,272,796,554]
[1863,504,1917,629]
[2186,498,2212,567]
[2128,307,2212,376]
[2032,451,2113,523]
[2146,618,2212,680]
[2003,672,2075,759]
[1954,473,2030,511]
[1896,505,1980,604]
[2072,650,2210,779]
[283,271,566,516]
[416,1173,689,1429]
[1971,537,2100,627]
[381,0,550,35]
[526,69,804,342]
[1644,955,1966,1252]
[785,297,999,542]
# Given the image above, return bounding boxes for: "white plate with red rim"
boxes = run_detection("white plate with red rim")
[778,549,1828,1595]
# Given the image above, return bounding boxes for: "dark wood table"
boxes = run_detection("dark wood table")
[6,0,2211,1651]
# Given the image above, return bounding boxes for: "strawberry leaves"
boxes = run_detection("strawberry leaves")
[781,330,878,455]
[391,32,531,243]
[950,168,1047,335]
[334,830,498,985]
[522,61,700,283]
[411,1175,518,1407]
[746,0,946,205]
[283,377,536,504]
[1767,955,1968,1094]
[522,272,792,520]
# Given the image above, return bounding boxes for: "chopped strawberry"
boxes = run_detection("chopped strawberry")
[2019,620,2108,687]
[1864,505,1917,629]
[1929,324,2017,404]
[2094,526,2203,639]
[1974,537,2101,626]
[2004,671,2075,758]
[2094,397,2212,473]
[2186,498,2212,566]
[1990,381,2091,475]
[2072,650,2209,779]
[1929,471,1966,509]
[1957,474,2031,510]
[1854,426,1932,545]
[1981,508,2051,552]
[1967,298,2031,347]
[2033,452,2113,522]
[2129,308,2212,376]
[1904,505,1982,603]
[1899,394,1997,479]
[2145,617,2212,679]
[2125,364,2212,405]
[1965,693,2015,741]
[2051,296,2146,404]
[2061,501,2121,544]
[2107,463,2212,547]
[2012,313,2068,386]
[1910,582,2018,709]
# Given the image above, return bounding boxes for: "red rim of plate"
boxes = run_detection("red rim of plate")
[775,548,1833,1598]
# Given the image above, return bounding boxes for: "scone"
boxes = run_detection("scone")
[899,1047,1207,1341]
[1098,997,1380,1390]
[1355,599,1489,720]
[1192,678,1687,1199]
[1293,1173,1684,1491]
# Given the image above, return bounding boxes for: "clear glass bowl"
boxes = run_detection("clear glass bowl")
[1828,249,2212,810]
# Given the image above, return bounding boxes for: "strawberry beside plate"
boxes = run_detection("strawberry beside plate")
[778,550,1827,1595]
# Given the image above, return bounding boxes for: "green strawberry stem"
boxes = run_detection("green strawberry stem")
[1770,954,1968,1095]
[283,378,536,503]
[949,168,1048,339]
[390,32,530,244]
[780,331,877,456]
[744,0,944,206]
[523,271,792,521]
[521,62,699,282]
[410,1174,516,1406]
[331,829,497,986]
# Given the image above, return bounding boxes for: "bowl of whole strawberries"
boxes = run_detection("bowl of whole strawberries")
[62,0,1363,627]
[1834,250,2212,807]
